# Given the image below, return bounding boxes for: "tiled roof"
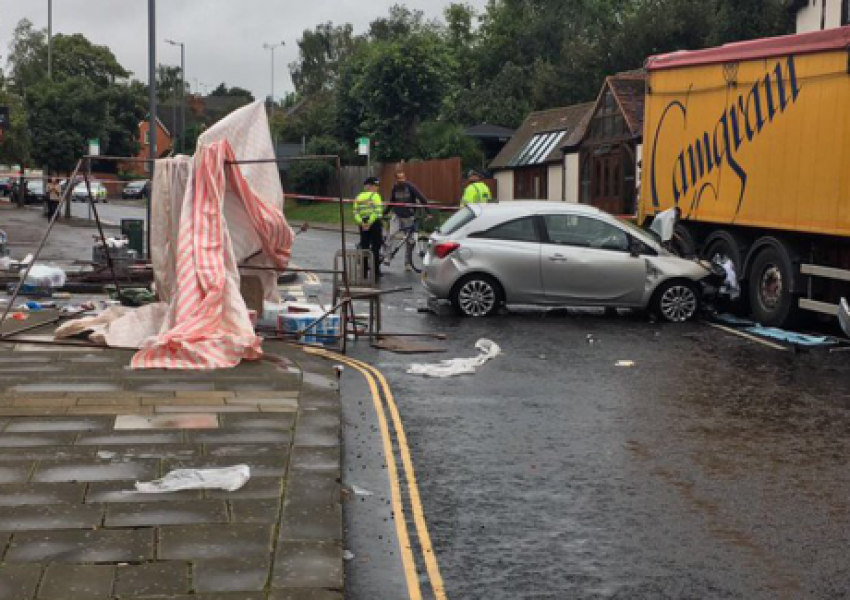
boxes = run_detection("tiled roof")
[489,103,594,170]
[608,73,646,136]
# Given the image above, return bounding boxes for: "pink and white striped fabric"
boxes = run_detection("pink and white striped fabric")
[131,139,293,370]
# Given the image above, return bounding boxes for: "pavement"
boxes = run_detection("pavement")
[0,203,346,599]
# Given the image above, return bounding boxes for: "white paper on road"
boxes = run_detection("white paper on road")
[407,339,501,378]
[718,258,740,300]
[135,465,251,493]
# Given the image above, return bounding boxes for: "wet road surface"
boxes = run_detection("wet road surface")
[293,227,850,600]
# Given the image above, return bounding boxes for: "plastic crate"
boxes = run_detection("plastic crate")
[279,312,340,346]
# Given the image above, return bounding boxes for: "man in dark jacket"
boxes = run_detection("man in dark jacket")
[385,170,428,269]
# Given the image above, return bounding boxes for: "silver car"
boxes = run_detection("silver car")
[422,202,717,321]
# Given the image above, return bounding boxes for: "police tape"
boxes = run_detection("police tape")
[283,192,461,212]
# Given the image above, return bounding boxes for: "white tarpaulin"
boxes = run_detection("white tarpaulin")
[87,100,295,369]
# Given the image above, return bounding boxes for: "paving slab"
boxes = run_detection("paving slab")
[86,481,203,504]
[0,446,95,461]
[75,431,184,445]
[205,443,290,458]
[280,502,342,542]
[158,524,274,560]
[0,463,34,484]
[114,414,219,430]
[165,455,288,478]
[7,529,154,563]
[0,433,78,447]
[4,416,111,432]
[187,430,291,445]
[269,590,344,600]
[0,503,104,532]
[39,564,115,599]
[204,477,283,500]
[92,443,201,460]
[272,541,344,590]
[104,500,228,527]
[229,499,282,524]
[285,472,341,507]
[220,413,296,430]
[0,564,42,600]
[291,447,341,472]
[32,459,159,483]
[192,557,271,593]
[0,483,86,507]
[113,562,189,597]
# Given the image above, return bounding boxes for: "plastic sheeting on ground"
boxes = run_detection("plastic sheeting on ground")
[135,465,250,493]
[55,303,168,348]
[407,339,501,378]
[840,298,850,338]
[744,326,836,347]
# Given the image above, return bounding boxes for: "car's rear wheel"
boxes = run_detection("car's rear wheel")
[652,280,699,322]
[451,274,503,317]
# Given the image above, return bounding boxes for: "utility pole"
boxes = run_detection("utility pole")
[47,0,53,80]
[147,0,156,258]
[165,39,185,153]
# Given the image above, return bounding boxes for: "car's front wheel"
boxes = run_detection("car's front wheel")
[451,274,503,317]
[652,280,699,322]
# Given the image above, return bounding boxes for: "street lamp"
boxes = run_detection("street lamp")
[262,42,285,120]
[47,0,53,79]
[165,39,185,154]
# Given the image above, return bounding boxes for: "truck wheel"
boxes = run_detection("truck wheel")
[748,246,796,327]
[670,223,697,258]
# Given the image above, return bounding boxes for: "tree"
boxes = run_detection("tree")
[415,121,483,169]
[5,20,146,174]
[0,89,31,168]
[287,136,346,196]
[156,64,187,103]
[289,22,360,96]
[337,33,452,161]
[209,83,254,100]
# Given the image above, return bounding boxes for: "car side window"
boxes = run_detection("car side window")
[475,217,540,243]
[543,215,630,252]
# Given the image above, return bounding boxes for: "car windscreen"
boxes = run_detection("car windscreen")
[127,181,145,189]
[439,207,476,235]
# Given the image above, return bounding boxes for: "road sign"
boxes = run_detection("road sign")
[357,137,370,156]
[88,138,100,156]
[0,106,9,131]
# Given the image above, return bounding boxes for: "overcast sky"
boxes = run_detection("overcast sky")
[1,0,489,99]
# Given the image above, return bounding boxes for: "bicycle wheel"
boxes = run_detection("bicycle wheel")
[406,234,430,273]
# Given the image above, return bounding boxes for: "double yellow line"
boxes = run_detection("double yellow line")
[305,347,448,600]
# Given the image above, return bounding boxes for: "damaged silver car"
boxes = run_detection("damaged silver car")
[422,202,720,321]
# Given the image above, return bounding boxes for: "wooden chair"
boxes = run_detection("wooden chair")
[332,249,382,337]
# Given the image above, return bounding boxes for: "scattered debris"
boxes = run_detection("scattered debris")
[616,360,636,368]
[343,550,355,561]
[716,257,740,300]
[373,336,447,354]
[744,326,836,347]
[97,451,117,460]
[135,465,250,493]
[407,339,501,378]
[840,298,850,338]
[350,484,374,497]
[586,334,596,345]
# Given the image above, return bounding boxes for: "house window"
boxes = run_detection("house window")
[843,0,850,25]
[144,130,150,145]
[588,90,627,141]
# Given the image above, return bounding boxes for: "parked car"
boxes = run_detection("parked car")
[122,179,149,199]
[422,202,720,321]
[72,181,108,203]
[24,180,47,204]
[0,177,11,197]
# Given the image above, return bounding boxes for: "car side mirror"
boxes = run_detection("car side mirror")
[629,239,642,257]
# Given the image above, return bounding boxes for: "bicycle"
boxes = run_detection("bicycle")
[378,210,433,274]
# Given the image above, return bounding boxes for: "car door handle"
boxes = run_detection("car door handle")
[548,254,568,262]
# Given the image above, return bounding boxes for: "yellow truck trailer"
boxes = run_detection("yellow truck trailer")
[639,25,850,326]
